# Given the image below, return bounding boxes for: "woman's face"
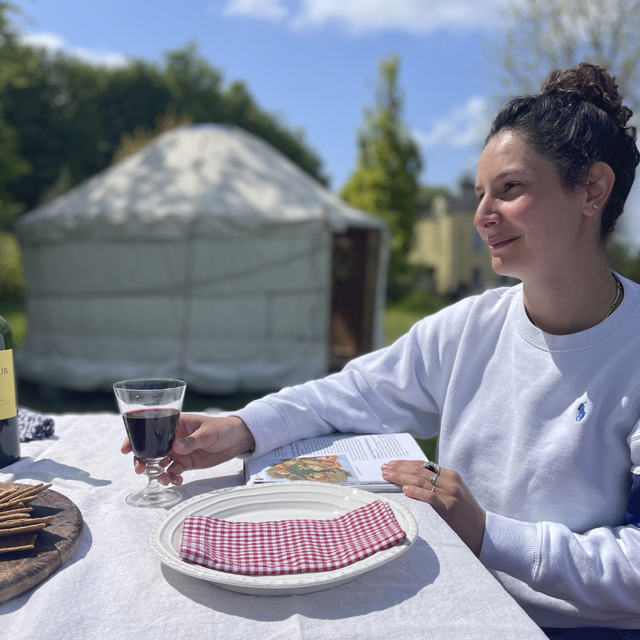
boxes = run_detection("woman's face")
[474,131,590,281]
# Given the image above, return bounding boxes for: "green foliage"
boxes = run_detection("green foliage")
[383,289,448,346]
[112,108,193,164]
[608,240,640,284]
[341,55,422,301]
[383,307,424,345]
[0,307,25,345]
[416,436,437,462]
[37,164,75,206]
[153,44,328,181]
[0,13,328,213]
[0,3,30,229]
[395,290,448,315]
[0,231,24,300]
[601,238,640,285]
[490,0,640,108]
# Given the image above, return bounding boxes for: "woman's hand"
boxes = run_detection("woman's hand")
[121,414,255,486]
[381,460,486,557]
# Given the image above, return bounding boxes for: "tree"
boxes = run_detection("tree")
[0,231,24,300]
[491,0,640,107]
[162,44,328,184]
[0,34,328,211]
[112,108,192,164]
[0,2,31,229]
[341,54,422,301]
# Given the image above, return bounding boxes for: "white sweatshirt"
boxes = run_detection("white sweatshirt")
[236,275,640,629]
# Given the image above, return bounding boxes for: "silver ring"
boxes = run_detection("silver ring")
[423,461,440,475]
[429,474,437,486]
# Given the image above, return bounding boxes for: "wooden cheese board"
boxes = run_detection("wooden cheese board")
[0,482,84,604]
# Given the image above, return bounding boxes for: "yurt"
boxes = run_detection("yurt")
[15,124,388,393]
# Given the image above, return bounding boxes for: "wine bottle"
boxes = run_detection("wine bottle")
[0,314,19,468]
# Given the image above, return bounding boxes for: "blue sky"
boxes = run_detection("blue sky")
[13,0,505,190]
[11,0,640,244]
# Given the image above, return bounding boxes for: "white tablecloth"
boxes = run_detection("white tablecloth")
[0,413,546,640]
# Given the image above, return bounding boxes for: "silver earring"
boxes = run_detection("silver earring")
[593,204,599,209]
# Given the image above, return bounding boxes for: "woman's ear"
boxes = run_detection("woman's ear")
[584,162,615,216]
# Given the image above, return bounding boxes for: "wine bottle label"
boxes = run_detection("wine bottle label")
[0,350,17,420]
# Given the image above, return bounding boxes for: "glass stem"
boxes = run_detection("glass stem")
[144,460,163,495]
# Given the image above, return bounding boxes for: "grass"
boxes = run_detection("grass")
[1,300,439,461]
[383,307,427,345]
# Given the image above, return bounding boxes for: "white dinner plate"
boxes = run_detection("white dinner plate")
[148,482,418,596]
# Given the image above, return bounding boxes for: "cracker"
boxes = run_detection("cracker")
[0,483,58,554]
[0,501,25,512]
[8,483,50,502]
[0,517,33,529]
[0,489,15,503]
[0,533,37,554]
[0,507,32,518]
[0,522,47,537]
[0,515,55,529]
[0,494,39,510]
[0,512,31,524]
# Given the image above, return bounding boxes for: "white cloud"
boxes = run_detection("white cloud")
[221,0,507,33]
[21,32,128,67]
[224,0,289,20]
[414,96,494,149]
[21,32,66,51]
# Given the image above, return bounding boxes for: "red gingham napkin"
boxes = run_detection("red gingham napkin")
[179,499,407,575]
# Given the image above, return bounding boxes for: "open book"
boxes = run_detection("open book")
[244,432,428,492]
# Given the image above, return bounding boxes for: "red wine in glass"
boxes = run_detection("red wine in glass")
[114,378,186,508]
[124,408,180,459]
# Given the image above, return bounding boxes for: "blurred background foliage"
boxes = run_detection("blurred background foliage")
[0,231,24,300]
[0,5,327,230]
[341,54,422,303]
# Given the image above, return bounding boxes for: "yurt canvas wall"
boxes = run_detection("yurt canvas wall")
[15,125,388,393]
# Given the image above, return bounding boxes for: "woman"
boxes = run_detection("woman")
[123,64,640,636]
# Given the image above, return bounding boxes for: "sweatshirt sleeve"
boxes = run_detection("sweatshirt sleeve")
[479,420,640,619]
[234,300,470,456]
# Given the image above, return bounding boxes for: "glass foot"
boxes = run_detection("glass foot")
[125,486,182,508]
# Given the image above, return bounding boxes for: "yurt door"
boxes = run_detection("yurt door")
[329,227,380,370]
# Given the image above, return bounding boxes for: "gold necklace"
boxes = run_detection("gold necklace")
[573,274,622,332]
[605,275,623,319]
[526,275,623,331]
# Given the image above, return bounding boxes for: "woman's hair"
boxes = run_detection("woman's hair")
[486,63,640,242]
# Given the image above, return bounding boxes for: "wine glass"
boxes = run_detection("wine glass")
[114,379,186,508]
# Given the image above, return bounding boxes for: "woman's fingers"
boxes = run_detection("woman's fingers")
[121,437,132,455]
[381,460,443,490]
[120,414,254,487]
[402,482,442,502]
[163,460,186,485]
[381,460,486,557]
[133,456,146,474]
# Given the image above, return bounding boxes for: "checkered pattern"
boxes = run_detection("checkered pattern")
[179,499,407,575]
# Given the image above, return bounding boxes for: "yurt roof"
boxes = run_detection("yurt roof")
[16,124,384,244]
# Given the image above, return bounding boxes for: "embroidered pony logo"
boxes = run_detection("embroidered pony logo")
[576,402,587,422]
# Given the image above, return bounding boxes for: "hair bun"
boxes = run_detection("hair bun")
[543,62,632,128]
